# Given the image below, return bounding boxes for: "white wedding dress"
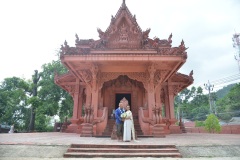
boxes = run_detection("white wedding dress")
[123,110,137,141]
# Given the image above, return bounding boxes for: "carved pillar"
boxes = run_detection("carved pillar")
[168,82,181,133]
[155,85,163,123]
[155,85,161,109]
[72,79,80,120]
[98,90,103,108]
[132,90,137,117]
[85,86,92,108]
[164,87,170,119]
[77,87,84,118]
[91,65,99,119]
[152,107,157,124]
[111,86,115,108]
[147,64,156,120]
[168,84,175,120]
[67,79,81,133]
[91,90,98,119]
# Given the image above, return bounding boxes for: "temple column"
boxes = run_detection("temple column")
[68,79,81,133]
[111,86,115,109]
[147,64,156,120]
[77,87,84,119]
[98,89,103,108]
[155,86,161,109]
[147,87,155,120]
[132,89,137,117]
[92,89,98,119]
[164,86,170,119]
[168,85,175,120]
[152,85,167,137]
[85,86,92,107]
[155,85,162,123]
[168,82,181,133]
[91,65,99,119]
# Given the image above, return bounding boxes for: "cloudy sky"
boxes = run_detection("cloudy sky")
[0,0,239,91]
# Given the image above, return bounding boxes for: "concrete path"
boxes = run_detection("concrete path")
[0,132,240,159]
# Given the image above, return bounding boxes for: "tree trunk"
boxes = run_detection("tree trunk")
[28,70,40,132]
[29,107,35,132]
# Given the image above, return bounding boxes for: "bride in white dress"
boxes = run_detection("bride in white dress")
[123,105,137,142]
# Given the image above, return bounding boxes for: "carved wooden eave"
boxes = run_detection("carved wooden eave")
[54,72,85,96]
[168,71,194,94]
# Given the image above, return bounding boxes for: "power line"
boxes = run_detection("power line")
[213,77,240,86]
[217,110,240,115]
[211,73,240,84]
[207,74,240,89]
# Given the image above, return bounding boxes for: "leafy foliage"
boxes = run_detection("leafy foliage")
[175,86,210,121]
[195,120,205,127]
[216,83,240,120]
[215,83,236,99]
[0,57,73,132]
[175,83,240,123]
[0,77,30,130]
[204,114,221,133]
[38,59,73,120]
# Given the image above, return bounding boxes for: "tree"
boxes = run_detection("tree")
[176,86,210,121]
[0,53,74,132]
[28,70,41,132]
[216,83,235,99]
[216,83,240,120]
[204,114,221,133]
[38,58,73,122]
[0,77,30,130]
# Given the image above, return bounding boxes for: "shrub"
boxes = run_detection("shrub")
[204,114,221,133]
[195,120,205,127]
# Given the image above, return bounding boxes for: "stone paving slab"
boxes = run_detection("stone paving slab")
[1,157,240,160]
[0,132,240,159]
[0,132,240,146]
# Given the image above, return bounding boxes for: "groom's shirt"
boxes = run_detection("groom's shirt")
[115,107,124,124]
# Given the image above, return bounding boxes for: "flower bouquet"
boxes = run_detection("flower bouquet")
[120,112,127,119]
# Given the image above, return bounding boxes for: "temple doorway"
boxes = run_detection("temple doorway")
[115,93,131,110]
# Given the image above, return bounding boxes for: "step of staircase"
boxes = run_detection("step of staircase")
[179,122,187,133]
[63,144,182,158]
[102,118,144,136]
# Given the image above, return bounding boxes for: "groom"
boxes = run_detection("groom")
[115,102,125,141]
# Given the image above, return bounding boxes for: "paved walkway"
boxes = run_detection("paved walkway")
[0,132,240,159]
[1,132,240,146]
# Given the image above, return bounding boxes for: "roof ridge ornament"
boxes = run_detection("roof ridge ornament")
[122,0,126,9]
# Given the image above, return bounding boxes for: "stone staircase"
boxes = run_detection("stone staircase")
[133,117,144,136]
[80,123,93,137]
[179,121,187,133]
[64,144,182,158]
[101,116,144,137]
[101,118,115,136]
[152,124,166,138]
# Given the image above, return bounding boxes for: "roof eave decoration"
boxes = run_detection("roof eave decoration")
[60,0,188,57]
[169,70,194,95]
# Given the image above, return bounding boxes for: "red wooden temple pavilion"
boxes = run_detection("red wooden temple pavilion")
[55,0,193,137]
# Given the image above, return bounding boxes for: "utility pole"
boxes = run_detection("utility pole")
[232,32,240,73]
[204,80,214,113]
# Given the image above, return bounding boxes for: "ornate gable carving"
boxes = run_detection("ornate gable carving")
[100,1,142,49]
[60,0,188,57]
